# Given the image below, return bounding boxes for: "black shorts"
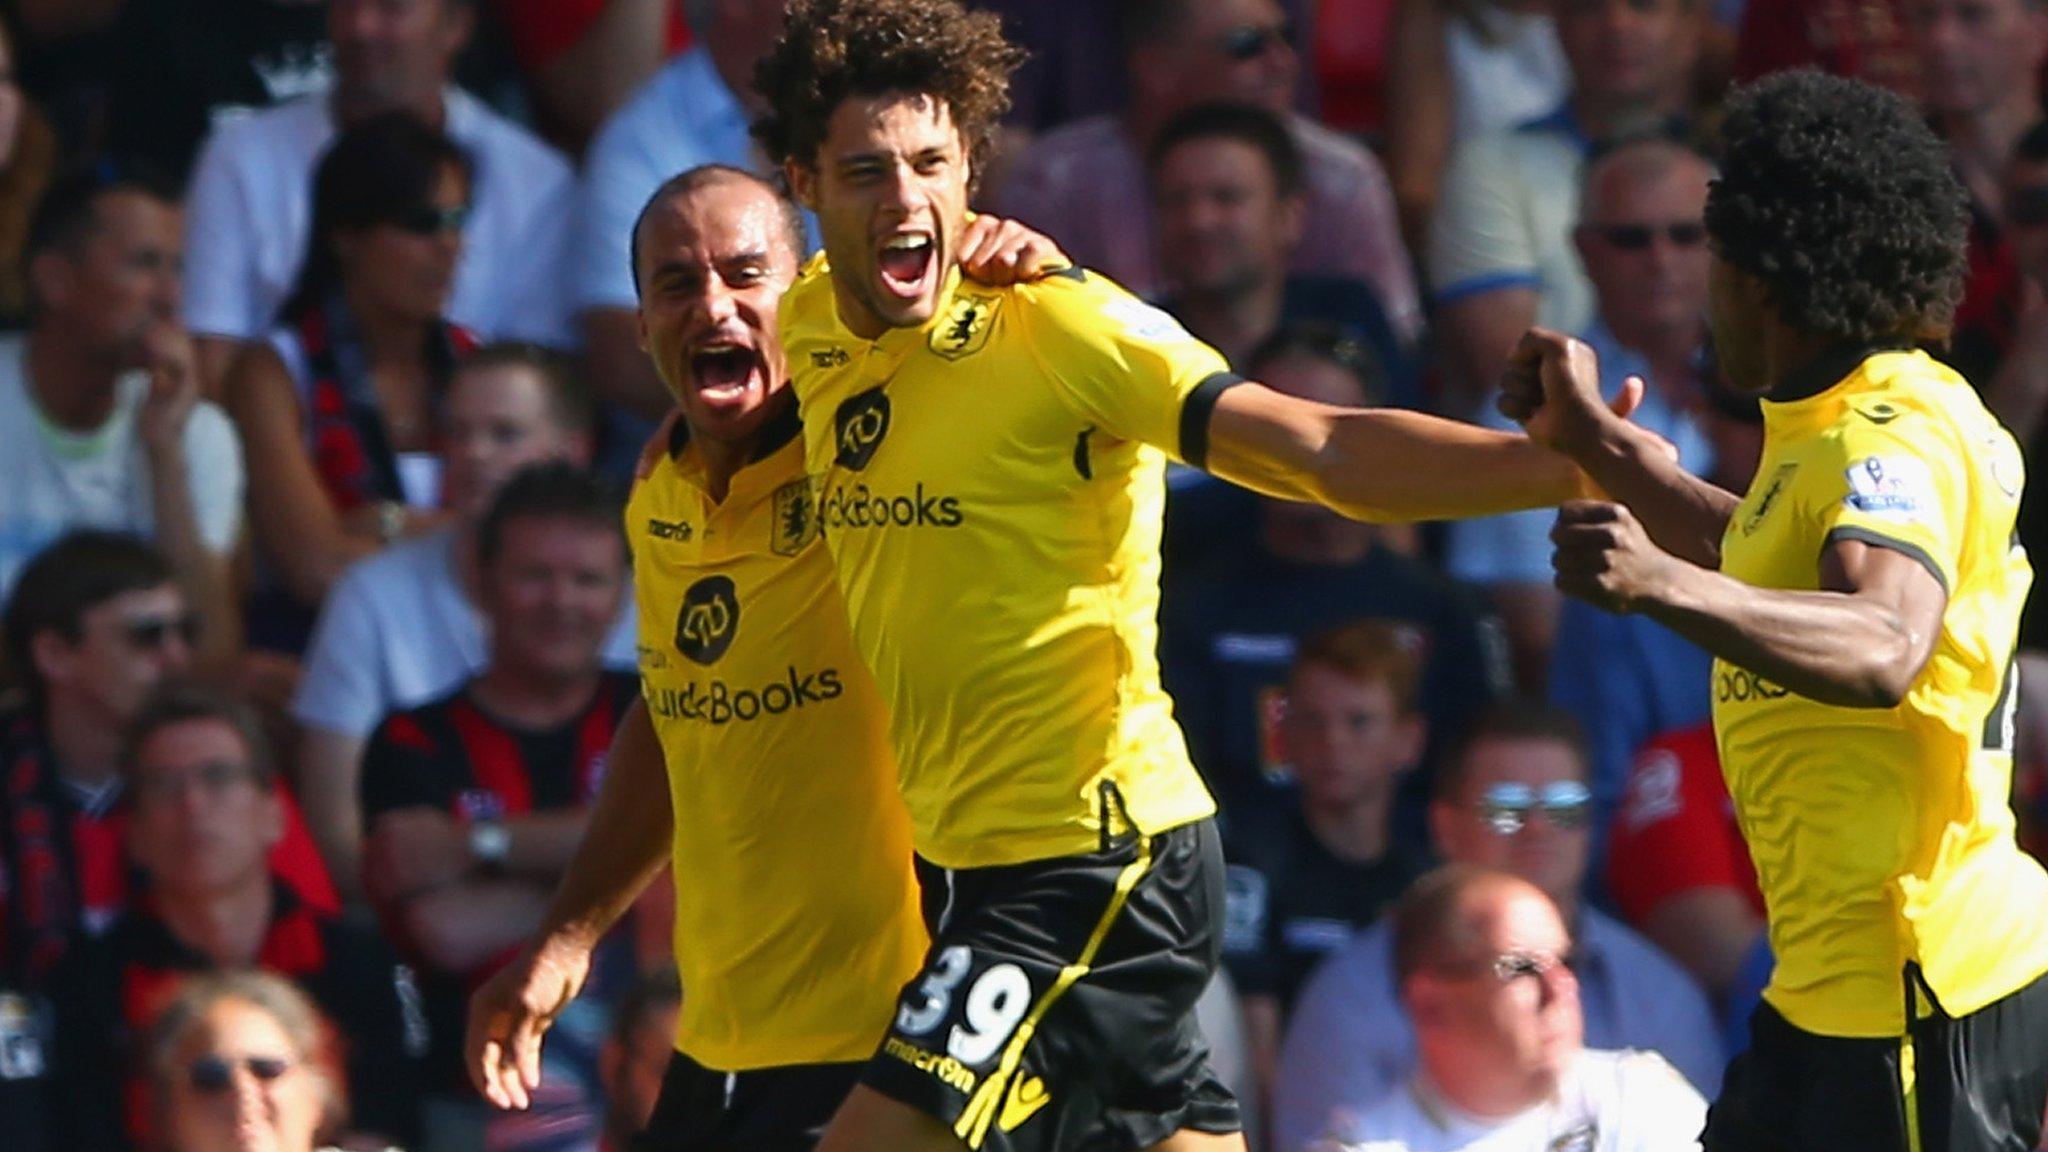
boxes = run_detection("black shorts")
[1702,966,2048,1152]
[634,1050,862,1152]
[861,818,1242,1152]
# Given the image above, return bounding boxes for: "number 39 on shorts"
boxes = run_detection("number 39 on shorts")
[894,945,1034,1067]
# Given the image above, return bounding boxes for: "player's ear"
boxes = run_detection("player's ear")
[786,161,819,212]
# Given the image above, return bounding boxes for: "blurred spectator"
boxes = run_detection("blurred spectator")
[1274,700,1721,1152]
[1990,125,2048,759]
[183,0,577,395]
[290,345,631,901]
[1383,0,1567,253]
[1548,371,1764,874]
[1921,0,2048,389]
[0,23,58,331]
[1159,326,1508,818]
[101,0,333,185]
[224,112,472,622]
[1447,137,1716,688]
[1329,865,1708,1151]
[0,169,241,666]
[359,462,635,1097]
[1221,621,1432,1108]
[490,0,686,155]
[994,0,1420,338]
[141,971,363,1152]
[599,967,680,1152]
[1605,722,1769,1049]
[51,683,423,1152]
[1429,0,1699,408]
[578,0,796,423]
[1150,101,1413,404]
[1732,0,1917,98]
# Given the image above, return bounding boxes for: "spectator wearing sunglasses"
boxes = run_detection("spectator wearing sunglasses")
[1429,0,1701,414]
[182,0,576,399]
[1447,136,1716,691]
[1273,699,1720,1152]
[50,682,423,1152]
[0,167,243,669]
[992,0,1420,340]
[1328,865,1708,1152]
[226,112,478,635]
[142,970,371,1152]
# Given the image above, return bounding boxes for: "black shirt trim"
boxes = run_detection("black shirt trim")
[1180,372,1248,472]
[1769,340,1915,403]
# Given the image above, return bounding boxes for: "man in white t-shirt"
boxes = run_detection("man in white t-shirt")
[0,169,243,668]
[1327,865,1705,1152]
[290,346,636,899]
[182,0,577,393]
[576,0,804,425]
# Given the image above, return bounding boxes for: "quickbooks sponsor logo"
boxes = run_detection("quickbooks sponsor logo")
[821,481,964,529]
[1715,668,1788,703]
[645,666,844,724]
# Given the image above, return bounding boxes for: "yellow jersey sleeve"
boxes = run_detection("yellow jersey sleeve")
[1808,414,1966,592]
[1013,270,1240,466]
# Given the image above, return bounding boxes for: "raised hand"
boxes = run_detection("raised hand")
[958,214,1070,285]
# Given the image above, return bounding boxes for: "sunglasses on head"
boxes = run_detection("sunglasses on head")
[1585,222,1708,251]
[393,203,470,237]
[1220,20,1294,62]
[1474,780,1592,836]
[187,1054,293,1094]
[121,612,200,651]
[2010,186,2048,227]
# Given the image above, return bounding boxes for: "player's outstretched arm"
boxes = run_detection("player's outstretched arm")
[467,697,672,1109]
[1202,380,1591,522]
[1502,328,1741,567]
[1552,500,1947,708]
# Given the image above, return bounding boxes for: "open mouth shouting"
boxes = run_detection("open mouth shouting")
[686,334,770,416]
[876,230,937,305]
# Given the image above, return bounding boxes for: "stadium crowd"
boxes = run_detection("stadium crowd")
[0,0,2042,1150]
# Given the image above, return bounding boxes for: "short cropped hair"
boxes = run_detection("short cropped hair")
[754,0,1024,186]
[1244,321,1389,408]
[456,342,597,435]
[476,462,626,573]
[1706,70,1969,344]
[1431,698,1590,804]
[24,159,180,266]
[1391,864,1510,986]
[3,531,174,706]
[121,680,278,792]
[1150,101,1305,200]
[1290,620,1424,714]
[628,164,808,299]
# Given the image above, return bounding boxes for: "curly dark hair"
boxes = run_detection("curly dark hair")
[753,0,1024,186]
[1706,70,1969,344]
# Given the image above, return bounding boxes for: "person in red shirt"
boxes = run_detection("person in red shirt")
[1732,0,1919,98]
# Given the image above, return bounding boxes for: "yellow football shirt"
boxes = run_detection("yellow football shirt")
[628,413,926,1068]
[779,257,1236,868]
[1716,347,2048,1037]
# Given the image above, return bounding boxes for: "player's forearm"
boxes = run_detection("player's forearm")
[1572,416,1740,567]
[1641,563,1927,708]
[534,699,672,952]
[1208,399,1582,522]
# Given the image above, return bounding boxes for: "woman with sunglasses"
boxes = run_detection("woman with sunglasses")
[225,110,476,639]
[147,970,391,1152]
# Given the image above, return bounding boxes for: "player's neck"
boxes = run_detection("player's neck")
[470,662,604,730]
[158,876,275,968]
[1303,798,1391,865]
[1762,327,1850,398]
[695,436,752,503]
[43,695,123,791]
